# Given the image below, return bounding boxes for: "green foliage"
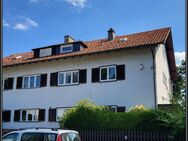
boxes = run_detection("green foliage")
[59,100,185,137]
[171,60,186,110]
[168,59,186,137]
[128,105,149,112]
[59,99,108,129]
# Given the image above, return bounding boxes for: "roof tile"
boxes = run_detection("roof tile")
[3,27,170,67]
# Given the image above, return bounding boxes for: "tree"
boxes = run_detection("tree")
[171,60,186,109]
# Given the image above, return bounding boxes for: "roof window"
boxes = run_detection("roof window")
[119,37,128,42]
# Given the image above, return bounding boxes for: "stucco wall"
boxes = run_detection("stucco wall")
[3,47,155,129]
[155,44,172,105]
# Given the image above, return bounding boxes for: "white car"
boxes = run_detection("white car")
[3,128,81,141]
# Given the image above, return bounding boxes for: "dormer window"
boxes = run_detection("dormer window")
[60,44,73,53]
[39,48,52,57]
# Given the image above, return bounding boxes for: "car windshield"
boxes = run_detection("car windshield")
[3,133,19,141]
[21,133,57,141]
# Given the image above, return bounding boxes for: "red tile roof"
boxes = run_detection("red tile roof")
[3,27,177,80]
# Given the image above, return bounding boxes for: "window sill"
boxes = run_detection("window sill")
[20,87,42,90]
[57,83,79,87]
[99,79,117,83]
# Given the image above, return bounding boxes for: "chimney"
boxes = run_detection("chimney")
[107,28,115,40]
[64,35,75,43]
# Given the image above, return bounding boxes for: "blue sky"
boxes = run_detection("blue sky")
[3,0,185,65]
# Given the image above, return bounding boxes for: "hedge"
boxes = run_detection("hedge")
[59,100,185,137]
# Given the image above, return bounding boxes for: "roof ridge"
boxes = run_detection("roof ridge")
[84,27,171,43]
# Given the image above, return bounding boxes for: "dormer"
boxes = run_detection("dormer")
[32,36,87,58]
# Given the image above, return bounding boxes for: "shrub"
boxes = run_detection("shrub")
[59,100,185,137]
[59,99,108,129]
[128,105,148,112]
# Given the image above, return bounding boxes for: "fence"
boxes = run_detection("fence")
[78,130,185,141]
[2,129,185,141]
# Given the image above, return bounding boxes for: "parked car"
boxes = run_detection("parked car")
[2,128,81,141]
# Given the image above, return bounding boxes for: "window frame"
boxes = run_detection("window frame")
[20,109,39,122]
[39,48,52,57]
[110,105,118,112]
[3,77,9,90]
[22,75,41,89]
[58,70,79,86]
[3,77,14,91]
[55,107,72,121]
[56,107,68,121]
[99,65,117,82]
[60,44,73,53]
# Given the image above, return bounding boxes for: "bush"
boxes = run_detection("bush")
[59,99,108,129]
[59,100,185,137]
[128,105,148,112]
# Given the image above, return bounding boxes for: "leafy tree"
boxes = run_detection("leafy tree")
[171,60,186,110]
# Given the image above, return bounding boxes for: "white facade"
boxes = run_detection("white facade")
[3,46,172,129]
[155,44,172,104]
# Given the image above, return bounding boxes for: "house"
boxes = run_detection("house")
[3,27,177,129]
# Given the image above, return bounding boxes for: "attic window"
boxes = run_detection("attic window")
[16,56,22,59]
[11,56,22,60]
[119,38,128,42]
[60,44,73,53]
[40,48,52,57]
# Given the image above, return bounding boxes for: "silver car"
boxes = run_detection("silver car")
[3,128,81,141]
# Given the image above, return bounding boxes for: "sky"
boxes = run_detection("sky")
[3,0,185,65]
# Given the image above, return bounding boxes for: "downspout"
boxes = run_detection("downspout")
[150,46,157,109]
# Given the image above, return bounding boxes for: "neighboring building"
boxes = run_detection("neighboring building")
[3,27,177,129]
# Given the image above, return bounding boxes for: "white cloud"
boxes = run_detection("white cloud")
[14,23,28,30]
[29,0,88,8]
[14,17,38,31]
[3,20,10,27]
[25,18,38,27]
[175,52,185,66]
[64,0,87,8]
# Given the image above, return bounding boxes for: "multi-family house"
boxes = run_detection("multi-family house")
[3,27,177,129]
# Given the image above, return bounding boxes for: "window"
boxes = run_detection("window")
[61,133,81,141]
[30,76,35,88]
[3,78,9,90]
[117,106,126,112]
[100,66,116,82]
[60,45,73,53]
[3,133,19,141]
[39,48,52,57]
[56,108,66,121]
[58,70,79,86]
[3,110,11,122]
[21,109,39,122]
[22,110,27,121]
[27,110,39,121]
[163,72,167,88]
[92,65,125,83]
[36,75,41,87]
[3,78,14,90]
[23,77,29,88]
[107,105,125,112]
[23,75,41,89]
[21,133,57,141]
[65,72,71,84]
[109,105,117,112]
